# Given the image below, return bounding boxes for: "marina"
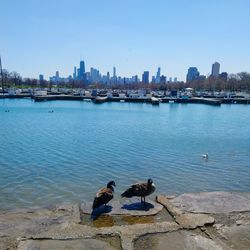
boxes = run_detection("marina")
[1,93,250,105]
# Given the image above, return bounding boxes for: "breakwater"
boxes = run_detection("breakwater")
[1,192,250,250]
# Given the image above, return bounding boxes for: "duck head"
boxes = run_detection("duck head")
[107,180,116,190]
[147,178,155,187]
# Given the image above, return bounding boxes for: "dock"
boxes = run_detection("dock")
[1,94,250,105]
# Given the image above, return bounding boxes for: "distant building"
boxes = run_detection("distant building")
[73,67,77,79]
[211,62,220,77]
[156,67,161,83]
[112,66,117,84]
[142,71,149,84]
[186,67,200,82]
[107,72,110,84]
[169,77,172,83]
[160,75,166,84]
[131,75,138,83]
[56,71,59,78]
[152,76,156,83]
[39,74,44,82]
[79,61,85,79]
[199,75,206,81]
[219,72,228,81]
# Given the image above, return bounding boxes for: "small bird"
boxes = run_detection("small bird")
[121,179,156,204]
[202,153,208,159]
[92,181,116,210]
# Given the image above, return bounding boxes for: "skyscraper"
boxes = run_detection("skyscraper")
[79,61,85,79]
[142,71,149,84]
[73,67,77,79]
[186,67,200,82]
[39,74,44,82]
[211,62,220,77]
[156,67,161,83]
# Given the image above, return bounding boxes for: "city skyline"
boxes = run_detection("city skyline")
[46,59,228,84]
[1,0,250,81]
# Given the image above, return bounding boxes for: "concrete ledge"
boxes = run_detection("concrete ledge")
[170,192,250,214]
[1,192,250,250]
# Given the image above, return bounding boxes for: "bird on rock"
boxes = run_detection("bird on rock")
[121,179,155,204]
[92,181,116,210]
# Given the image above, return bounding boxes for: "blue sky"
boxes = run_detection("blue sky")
[1,0,250,81]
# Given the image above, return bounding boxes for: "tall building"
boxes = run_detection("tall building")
[142,71,149,84]
[39,74,44,82]
[107,72,110,84]
[156,67,161,83]
[211,62,220,77]
[73,67,77,79]
[186,67,200,82]
[113,67,116,77]
[79,61,85,80]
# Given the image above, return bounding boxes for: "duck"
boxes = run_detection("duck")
[202,153,208,159]
[92,181,116,210]
[121,179,155,204]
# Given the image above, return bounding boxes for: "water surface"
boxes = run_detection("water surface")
[0,99,250,210]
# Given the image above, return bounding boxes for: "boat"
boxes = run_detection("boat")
[84,98,92,102]
[151,97,160,105]
[93,96,108,104]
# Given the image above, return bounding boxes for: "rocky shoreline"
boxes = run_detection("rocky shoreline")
[0,192,250,250]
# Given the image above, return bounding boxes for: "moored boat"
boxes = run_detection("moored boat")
[93,96,108,103]
[151,97,160,105]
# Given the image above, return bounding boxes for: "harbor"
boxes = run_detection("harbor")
[1,89,250,105]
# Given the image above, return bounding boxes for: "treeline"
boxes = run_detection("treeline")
[1,69,250,91]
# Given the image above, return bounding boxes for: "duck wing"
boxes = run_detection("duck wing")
[92,187,113,209]
[121,182,148,198]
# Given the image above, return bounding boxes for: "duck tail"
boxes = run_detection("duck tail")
[92,198,101,209]
[121,188,133,198]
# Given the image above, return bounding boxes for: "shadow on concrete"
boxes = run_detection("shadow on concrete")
[91,205,112,220]
[121,202,154,211]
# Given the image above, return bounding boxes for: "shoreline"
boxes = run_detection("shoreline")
[1,94,250,105]
[1,191,250,249]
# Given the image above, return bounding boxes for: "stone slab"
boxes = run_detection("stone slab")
[156,195,183,216]
[81,198,163,216]
[175,213,215,229]
[0,203,80,238]
[17,238,117,250]
[134,230,225,250]
[170,192,250,214]
[217,224,250,250]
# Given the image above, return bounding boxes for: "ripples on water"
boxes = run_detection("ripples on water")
[0,99,250,210]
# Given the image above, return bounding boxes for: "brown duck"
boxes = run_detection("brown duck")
[92,181,116,209]
[121,179,155,204]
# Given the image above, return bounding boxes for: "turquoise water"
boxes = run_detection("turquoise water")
[0,99,250,210]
